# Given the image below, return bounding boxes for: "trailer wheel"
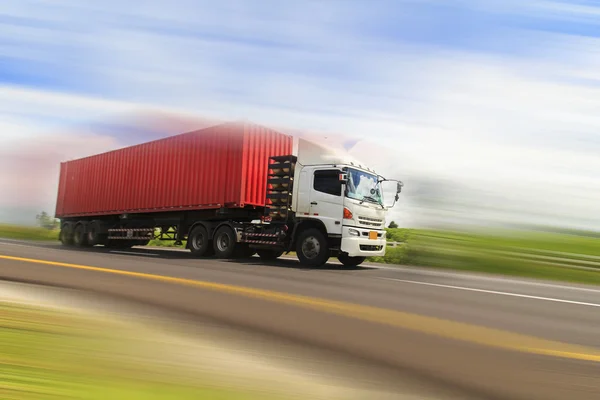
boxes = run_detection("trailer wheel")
[86,221,102,246]
[213,226,236,259]
[338,253,366,268]
[188,225,211,257]
[296,228,329,267]
[73,223,89,247]
[256,249,283,261]
[60,223,75,246]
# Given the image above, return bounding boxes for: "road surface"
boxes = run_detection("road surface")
[0,238,598,399]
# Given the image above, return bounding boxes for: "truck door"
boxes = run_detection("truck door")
[309,169,343,235]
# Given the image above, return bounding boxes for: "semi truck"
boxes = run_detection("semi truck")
[55,122,403,267]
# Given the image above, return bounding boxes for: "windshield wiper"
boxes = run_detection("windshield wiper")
[360,196,384,208]
[359,196,376,204]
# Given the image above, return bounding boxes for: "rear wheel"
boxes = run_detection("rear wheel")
[256,249,284,261]
[296,228,329,267]
[188,225,211,257]
[73,223,89,247]
[86,221,103,246]
[338,253,366,268]
[213,226,236,259]
[60,223,75,246]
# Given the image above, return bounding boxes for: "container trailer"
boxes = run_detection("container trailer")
[55,122,403,267]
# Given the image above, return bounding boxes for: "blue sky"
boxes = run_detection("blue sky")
[3,0,585,97]
[2,0,600,228]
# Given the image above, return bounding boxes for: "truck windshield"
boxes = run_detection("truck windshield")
[346,168,382,205]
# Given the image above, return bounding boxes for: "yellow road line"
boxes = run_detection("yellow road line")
[1,254,599,363]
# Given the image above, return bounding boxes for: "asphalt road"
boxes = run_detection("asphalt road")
[1,238,599,399]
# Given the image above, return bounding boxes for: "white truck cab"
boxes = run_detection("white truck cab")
[288,138,402,266]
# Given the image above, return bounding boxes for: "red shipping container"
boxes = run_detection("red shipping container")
[55,122,293,218]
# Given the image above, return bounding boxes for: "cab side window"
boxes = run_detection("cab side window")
[314,170,342,196]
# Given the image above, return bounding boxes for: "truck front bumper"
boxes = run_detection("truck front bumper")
[340,226,386,257]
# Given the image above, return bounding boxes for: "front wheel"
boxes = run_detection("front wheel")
[338,253,366,268]
[213,226,236,259]
[296,228,329,267]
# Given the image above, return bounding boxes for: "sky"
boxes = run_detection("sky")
[2,0,600,229]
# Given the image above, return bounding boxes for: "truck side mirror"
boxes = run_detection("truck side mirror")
[339,173,348,184]
[396,181,403,193]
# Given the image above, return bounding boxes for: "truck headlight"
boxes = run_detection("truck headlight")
[348,229,360,237]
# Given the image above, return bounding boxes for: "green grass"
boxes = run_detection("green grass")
[147,239,186,248]
[0,303,280,400]
[368,228,600,285]
[0,224,59,241]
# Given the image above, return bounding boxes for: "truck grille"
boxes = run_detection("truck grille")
[358,216,383,227]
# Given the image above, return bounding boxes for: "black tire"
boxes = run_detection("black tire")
[188,225,211,257]
[338,253,366,268]
[73,223,89,247]
[256,249,283,261]
[213,226,236,259]
[60,223,75,246]
[86,221,102,246]
[296,228,329,267]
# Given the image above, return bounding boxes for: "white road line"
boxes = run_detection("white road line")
[378,277,600,308]
[379,265,600,293]
[109,251,159,257]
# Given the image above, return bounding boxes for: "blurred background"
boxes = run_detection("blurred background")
[2,1,600,399]
[2,0,600,231]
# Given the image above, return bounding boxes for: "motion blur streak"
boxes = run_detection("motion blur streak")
[1,281,409,400]
[2,254,599,363]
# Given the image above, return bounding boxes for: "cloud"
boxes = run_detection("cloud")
[0,133,120,212]
[2,0,600,229]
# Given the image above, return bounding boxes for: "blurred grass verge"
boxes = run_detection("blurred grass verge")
[0,302,278,400]
[368,228,600,285]
[0,224,59,241]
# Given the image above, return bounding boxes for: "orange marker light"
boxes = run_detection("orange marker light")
[343,207,353,219]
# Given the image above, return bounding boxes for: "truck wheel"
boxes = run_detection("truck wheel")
[256,249,283,261]
[338,253,366,268]
[86,221,102,246]
[60,223,74,246]
[296,228,329,267]
[188,225,211,257]
[213,226,236,259]
[73,223,89,247]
